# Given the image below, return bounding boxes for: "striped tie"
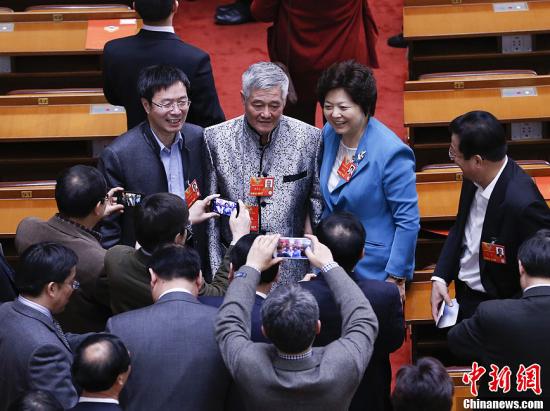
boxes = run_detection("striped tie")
[53,319,70,349]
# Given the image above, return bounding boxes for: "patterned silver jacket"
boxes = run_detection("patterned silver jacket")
[204,115,323,284]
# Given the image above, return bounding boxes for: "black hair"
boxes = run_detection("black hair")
[449,110,507,161]
[317,60,377,116]
[8,390,63,411]
[16,242,77,297]
[134,0,173,23]
[316,211,365,274]
[391,357,453,411]
[72,333,131,392]
[138,64,191,103]
[135,192,189,253]
[55,165,108,218]
[230,233,279,284]
[518,229,550,279]
[261,285,319,353]
[149,244,201,281]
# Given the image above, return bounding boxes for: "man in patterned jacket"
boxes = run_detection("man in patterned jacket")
[204,62,323,284]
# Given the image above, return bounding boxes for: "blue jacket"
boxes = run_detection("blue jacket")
[320,118,419,280]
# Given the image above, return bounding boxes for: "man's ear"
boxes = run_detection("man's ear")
[240,90,246,106]
[316,320,321,335]
[261,325,268,339]
[149,268,158,286]
[196,270,203,289]
[172,0,179,14]
[93,200,104,217]
[174,232,185,245]
[45,282,57,298]
[141,98,151,115]
[518,260,527,277]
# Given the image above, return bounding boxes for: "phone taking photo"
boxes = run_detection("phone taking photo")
[115,191,143,207]
[210,198,239,217]
[274,237,312,259]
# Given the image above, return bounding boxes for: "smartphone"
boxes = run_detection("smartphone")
[115,191,143,207]
[210,198,239,217]
[274,237,312,259]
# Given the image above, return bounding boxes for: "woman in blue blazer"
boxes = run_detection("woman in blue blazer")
[316,61,419,295]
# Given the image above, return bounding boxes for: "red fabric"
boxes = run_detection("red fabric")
[251,0,379,125]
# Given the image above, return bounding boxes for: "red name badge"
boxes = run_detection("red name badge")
[337,158,357,182]
[246,205,259,232]
[482,242,506,264]
[184,179,200,207]
[249,176,274,197]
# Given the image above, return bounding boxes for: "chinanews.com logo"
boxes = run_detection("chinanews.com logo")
[462,362,545,409]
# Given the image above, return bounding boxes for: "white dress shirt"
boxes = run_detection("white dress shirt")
[141,24,175,33]
[79,397,119,404]
[433,156,508,292]
[17,295,52,320]
[158,287,193,300]
[151,130,186,200]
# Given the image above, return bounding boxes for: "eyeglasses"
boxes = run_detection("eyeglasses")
[448,146,460,161]
[64,280,80,290]
[151,99,191,111]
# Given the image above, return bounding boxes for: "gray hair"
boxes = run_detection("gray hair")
[261,284,319,353]
[242,62,289,101]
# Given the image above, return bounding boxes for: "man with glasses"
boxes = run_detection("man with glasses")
[99,64,216,279]
[431,110,550,321]
[0,242,88,410]
[15,165,122,333]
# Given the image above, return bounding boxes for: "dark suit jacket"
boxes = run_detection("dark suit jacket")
[200,293,268,343]
[106,291,232,411]
[0,299,82,410]
[97,121,211,277]
[68,402,122,411]
[435,159,550,299]
[0,251,16,303]
[301,273,404,411]
[14,216,111,332]
[103,29,224,130]
[448,286,550,398]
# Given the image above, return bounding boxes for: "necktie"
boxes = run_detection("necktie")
[53,319,70,349]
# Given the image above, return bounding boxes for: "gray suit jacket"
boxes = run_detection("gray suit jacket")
[97,121,211,278]
[15,216,111,332]
[106,291,232,411]
[215,266,378,411]
[0,299,80,410]
[204,115,323,284]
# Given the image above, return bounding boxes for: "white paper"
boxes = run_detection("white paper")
[436,298,459,328]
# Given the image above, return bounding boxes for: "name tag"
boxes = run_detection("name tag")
[184,179,200,207]
[249,176,274,197]
[482,242,506,264]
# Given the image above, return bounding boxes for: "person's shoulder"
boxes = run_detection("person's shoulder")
[17,216,46,231]
[104,34,137,52]
[503,159,546,205]
[357,279,401,308]
[368,117,412,154]
[204,116,243,140]
[282,115,321,138]
[105,245,137,262]
[181,122,204,143]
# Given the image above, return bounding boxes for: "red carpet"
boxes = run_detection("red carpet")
[174,0,411,383]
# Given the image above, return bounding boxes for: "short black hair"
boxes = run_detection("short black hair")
[134,0,173,23]
[317,60,377,116]
[16,242,77,297]
[230,233,279,284]
[138,64,190,103]
[261,285,319,353]
[135,193,189,253]
[450,110,507,161]
[8,390,63,411]
[55,165,108,218]
[518,229,550,279]
[72,333,131,392]
[392,357,453,411]
[150,244,201,281]
[316,211,365,274]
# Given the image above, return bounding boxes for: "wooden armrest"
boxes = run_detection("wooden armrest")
[25,4,131,12]
[6,88,103,95]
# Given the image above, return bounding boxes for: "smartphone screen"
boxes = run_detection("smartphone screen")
[210,198,239,217]
[274,237,312,259]
[115,191,143,207]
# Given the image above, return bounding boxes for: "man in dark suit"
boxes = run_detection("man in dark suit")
[200,232,280,343]
[448,229,550,398]
[0,243,83,410]
[103,0,224,130]
[431,111,550,321]
[15,166,123,332]
[301,211,405,410]
[106,244,232,411]
[98,65,216,277]
[69,334,131,411]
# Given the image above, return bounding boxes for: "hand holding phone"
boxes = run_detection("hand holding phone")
[115,191,143,207]
[274,237,312,259]
[210,198,240,217]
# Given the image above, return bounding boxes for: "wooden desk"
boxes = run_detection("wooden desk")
[404,0,550,79]
[4,1,133,12]
[405,75,550,169]
[0,10,140,92]
[0,198,57,237]
[0,92,126,181]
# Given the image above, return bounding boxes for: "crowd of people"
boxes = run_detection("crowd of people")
[1,0,550,409]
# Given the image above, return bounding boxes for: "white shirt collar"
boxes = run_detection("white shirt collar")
[475,156,508,200]
[158,287,193,300]
[151,129,183,152]
[256,291,267,299]
[523,284,550,293]
[79,397,119,404]
[17,295,52,320]
[141,24,175,33]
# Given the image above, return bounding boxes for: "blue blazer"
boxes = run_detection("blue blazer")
[320,118,419,281]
